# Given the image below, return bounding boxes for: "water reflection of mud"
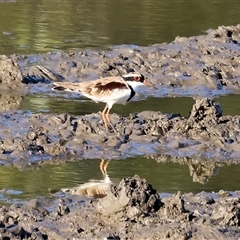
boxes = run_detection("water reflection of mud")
[150,154,226,184]
[0,94,22,111]
[188,161,222,184]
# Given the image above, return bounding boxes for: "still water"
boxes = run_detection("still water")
[19,94,240,117]
[20,95,195,117]
[0,0,240,55]
[0,157,239,204]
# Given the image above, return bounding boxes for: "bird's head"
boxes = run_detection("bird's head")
[122,73,152,87]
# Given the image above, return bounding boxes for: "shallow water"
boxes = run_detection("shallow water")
[20,95,194,117]
[0,0,240,55]
[19,94,240,117]
[0,156,239,204]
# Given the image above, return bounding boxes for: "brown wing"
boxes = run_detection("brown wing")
[52,76,130,98]
[75,76,129,96]
[94,81,128,92]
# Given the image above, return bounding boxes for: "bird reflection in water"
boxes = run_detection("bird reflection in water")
[61,159,111,198]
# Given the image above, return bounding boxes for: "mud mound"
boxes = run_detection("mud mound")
[184,98,223,133]
[208,25,240,43]
[212,197,240,226]
[188,98,222,121]
[95,175,162,218]
[23,65,64,84]
[0,55,23,90]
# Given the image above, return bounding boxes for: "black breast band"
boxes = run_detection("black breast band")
[127,84,135,102]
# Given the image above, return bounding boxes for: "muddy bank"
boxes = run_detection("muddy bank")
[0,175,239,239]
[0,98,240,166]
[2,24,239,97]
[1,25,240,98]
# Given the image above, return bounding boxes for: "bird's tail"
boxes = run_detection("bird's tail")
[52,82,82,93]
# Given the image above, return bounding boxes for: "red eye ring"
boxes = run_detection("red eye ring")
[134,76,141,81]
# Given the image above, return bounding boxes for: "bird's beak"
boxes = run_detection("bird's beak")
[144,80,153,87]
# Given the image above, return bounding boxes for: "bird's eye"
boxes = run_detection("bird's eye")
[134,76,141,81]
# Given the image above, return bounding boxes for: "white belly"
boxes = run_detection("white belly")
[84,88,132,109]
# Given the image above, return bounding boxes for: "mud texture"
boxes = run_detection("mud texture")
[0,175,239,239]
[0,97,240,166]
[1,24,240,239]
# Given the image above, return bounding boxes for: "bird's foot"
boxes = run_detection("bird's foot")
[101,116,120,134]
[108,124,117,133]
[108,123,121,135]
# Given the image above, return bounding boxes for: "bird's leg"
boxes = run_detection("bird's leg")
[101,105,117,133]
[105,107,117,133]
[100,159,105,175]
[100,159,110,176]
[100,159,111,184]
[103,160,110,176]
[101,106,109,131]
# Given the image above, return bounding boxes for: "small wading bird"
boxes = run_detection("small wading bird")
[52,73,150,132]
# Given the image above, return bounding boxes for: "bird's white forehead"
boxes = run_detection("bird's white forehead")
[122,73,141,78]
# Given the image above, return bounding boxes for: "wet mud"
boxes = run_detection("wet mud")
[0,175,240,239]
[1,24,240,239]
